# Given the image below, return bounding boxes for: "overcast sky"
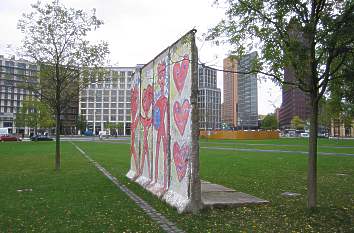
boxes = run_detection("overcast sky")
[0,0,282,115]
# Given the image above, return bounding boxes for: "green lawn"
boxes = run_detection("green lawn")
[0,142,162,233]
[200,138,354,154]
[1,138,353,232]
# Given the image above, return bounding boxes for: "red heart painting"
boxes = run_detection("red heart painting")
[173,142,190,182]
[173,99,190,136]
[142,84,153,115]
[173,55,189,94]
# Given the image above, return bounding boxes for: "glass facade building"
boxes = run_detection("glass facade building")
[198,65,221,130]
[222,57,238,127]
[223,52,258,129]
[0,55,39,133]
[79,67,134,135]
[237,52,258,129]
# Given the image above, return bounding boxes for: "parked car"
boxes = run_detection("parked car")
[83,130,94,136]
[318,133,329,138]
[30,135,54,141]
[0,134,21,142]
[98,130,109,139]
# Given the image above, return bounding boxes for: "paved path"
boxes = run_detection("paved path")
[201,181,269,208]
[200,146,354,157]
[71,142,184,233]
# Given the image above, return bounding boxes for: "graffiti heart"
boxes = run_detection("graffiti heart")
[173,55,189,94]
[173,99,191,136]
[173,142,190,182]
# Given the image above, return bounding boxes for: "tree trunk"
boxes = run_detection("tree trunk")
[308,93,319,209]
[55,63,61,171]
[55,112,61,170]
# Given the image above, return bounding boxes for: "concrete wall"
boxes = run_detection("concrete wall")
[127,30,200,213]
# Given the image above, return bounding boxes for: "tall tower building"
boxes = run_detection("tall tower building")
[198,65,221,130]
[237,52,258,129]
[222,52,258,129]
[279,68,311,128]
[223,57,238,127]
[279,19,311,128]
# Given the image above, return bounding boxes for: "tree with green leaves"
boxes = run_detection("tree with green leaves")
[327,53,354,129]
[15,97,55,134]
[318,98,331,131]
[105,122,124,136]
[261,113,278,130]
[18,0,109,170]
[76,115,87,134]
[116,122,124,135]
[209,0,354,208]
[291,115,305,130]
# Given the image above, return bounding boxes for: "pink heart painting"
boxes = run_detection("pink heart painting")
[173,55,189,94]
[173,99,191,136]
[173,142,190,182]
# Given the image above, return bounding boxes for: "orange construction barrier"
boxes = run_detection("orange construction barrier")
[200,130,279,140]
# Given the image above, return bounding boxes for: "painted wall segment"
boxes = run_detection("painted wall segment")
[127,67,141,179]
[127,30,201,213]
[150,51,170,196]
[164,35,193,209]
[136,63,154,186]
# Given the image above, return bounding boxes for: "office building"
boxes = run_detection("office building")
[222,57,238,127]
[198,65,221,130]
[237,52,258,128]
[79,67,134,135]
[279,18,312,129]
[222,52,258,129]
[331,119,354,137]
[278,65,311,129]
[0,55,39,134]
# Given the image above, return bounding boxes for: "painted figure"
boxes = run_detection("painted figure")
[153,62,169,190]
[130,86,139,173]
[140,84,153,178]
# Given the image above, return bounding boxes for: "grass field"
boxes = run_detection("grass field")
[0,142,161,233]
[1,138,353,232]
